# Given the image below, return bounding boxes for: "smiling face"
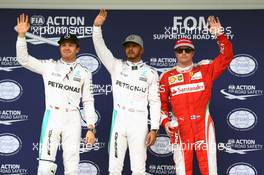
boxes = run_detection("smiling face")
[124,42,144,62]
[59,41,80,63]
[175,47,195,67]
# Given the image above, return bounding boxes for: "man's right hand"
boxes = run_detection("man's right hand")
[93,9,107,27]
[164,121,178,136]
[16,13,30,38]
[164,122,173,136]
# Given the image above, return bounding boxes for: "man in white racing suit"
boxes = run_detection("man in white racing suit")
[16,14,96,175]
[92,10,161,175]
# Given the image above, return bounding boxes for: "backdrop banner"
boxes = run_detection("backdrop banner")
[0,9,263,175]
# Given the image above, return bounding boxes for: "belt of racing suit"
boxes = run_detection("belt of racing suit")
[116,103,145,113]
[48,105,78,112]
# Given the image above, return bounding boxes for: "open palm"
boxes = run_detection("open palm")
[208,16,223,36]
[93,9,107,26]
[16,13,30,37]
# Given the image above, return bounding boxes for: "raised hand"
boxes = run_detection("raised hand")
[16,13,30,38]
[93,9,107,27]
[208,16,223,36]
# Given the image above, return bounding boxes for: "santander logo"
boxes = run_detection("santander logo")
[171,82,205,96]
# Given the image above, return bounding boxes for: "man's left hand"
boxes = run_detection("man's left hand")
[208,16,223,36]
[145,130,157,147]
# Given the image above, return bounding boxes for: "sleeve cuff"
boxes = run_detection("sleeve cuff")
[217,34,226,41]
[17,36,26,42]
[161,118,170,128]
[93,26,102,33]
[150,125,159,130]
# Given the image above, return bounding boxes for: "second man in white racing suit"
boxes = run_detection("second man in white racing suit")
[92,10,161,175]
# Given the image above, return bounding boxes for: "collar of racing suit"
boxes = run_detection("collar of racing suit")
[60,58,77,66]
[175,62,193,73]
[59,59,78,80]
[125,60,144,70]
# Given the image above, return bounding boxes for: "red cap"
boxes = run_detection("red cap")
[174,38,195,50]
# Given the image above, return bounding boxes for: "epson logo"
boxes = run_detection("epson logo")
[227,162,257,175]
[77,53,101,75]
[79,160,100,175]
[148,134,172,157]
[227,108,257,131]
[0,79,23,102]
[80,109,101,128]
[0,133,22,156]
[229,54,258,77]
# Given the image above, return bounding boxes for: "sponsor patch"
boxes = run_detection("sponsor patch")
[168,74,183,85]
[139,77,148,82]
[191,71,202,80]
[73,77,81,82]
[171,82,205,96]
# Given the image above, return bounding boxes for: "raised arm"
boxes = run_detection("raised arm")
[92,9,117,74]
[207,16,234,80]
[16,13,46,74]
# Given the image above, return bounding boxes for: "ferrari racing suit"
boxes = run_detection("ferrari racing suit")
[16,37,96,175]
[93,26,161,175]
[160,34,233,175]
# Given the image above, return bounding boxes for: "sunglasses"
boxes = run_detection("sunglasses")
[175,47,194,54]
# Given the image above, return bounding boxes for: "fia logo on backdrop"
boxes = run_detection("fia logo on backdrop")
[14,15,92,46]
[220,84,263,100]
[0,56,22,72]
[0,110,29,125]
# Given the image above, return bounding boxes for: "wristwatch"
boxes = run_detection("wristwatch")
[87,127,96,134]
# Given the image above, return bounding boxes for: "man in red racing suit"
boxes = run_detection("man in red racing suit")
[160,16,233,175]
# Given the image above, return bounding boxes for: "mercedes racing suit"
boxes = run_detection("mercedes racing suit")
[160,34,233,175]
[16,37,96,175]
[93,26,161,175]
